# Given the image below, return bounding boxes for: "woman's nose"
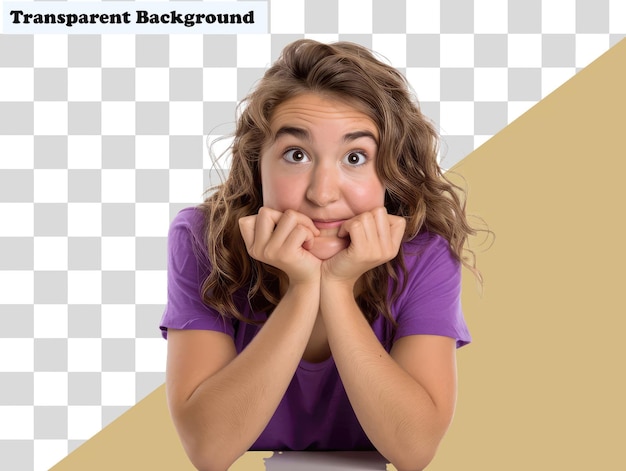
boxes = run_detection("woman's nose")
[306,164,340,207]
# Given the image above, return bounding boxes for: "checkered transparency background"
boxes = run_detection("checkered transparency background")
[0,0,624,469]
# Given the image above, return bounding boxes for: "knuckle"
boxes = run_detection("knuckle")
[282,209,299,223]
[259,206,277,222]
[393,214,406,226]
[262,246,275,261]
[350,219,363,231]
[293,224,307,237]
[374,207,387,217]
[238,215,252,229]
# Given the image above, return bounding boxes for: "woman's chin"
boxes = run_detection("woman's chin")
[307,236,349,260]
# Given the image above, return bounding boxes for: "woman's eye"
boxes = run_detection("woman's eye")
[343,151,367,166]
[283,148,309,163]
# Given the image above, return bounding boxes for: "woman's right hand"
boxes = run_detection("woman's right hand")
[239,207,322,284]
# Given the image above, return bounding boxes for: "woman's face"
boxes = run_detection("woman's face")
[260,93,386,260]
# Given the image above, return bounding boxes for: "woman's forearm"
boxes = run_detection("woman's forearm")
[320,281,450,471]
[176,282,320,471]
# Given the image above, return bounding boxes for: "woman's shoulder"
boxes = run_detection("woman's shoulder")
[392,231,470,348]
[399,230,461,285]
[169,205,208,243]
[168,205,211,264]
[170,205,206,233]
[402,230,454,264]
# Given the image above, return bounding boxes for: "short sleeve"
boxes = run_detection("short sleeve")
[159,208,234,339]
[393,234,471,348]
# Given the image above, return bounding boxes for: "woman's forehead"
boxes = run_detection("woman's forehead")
[268,93,379,139]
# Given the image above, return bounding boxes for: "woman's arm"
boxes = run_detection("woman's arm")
[321,208,457,470]
[320,283,457,471]
[166,208,323,471]
[167,281,320,471]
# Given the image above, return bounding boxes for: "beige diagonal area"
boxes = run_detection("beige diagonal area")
[51,39,626,470]
[430,37,626,470]
[49,384,272,470]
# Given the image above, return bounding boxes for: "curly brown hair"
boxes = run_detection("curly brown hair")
[198,39,482,327]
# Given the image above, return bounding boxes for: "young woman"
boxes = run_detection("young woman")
[161,40,480,471]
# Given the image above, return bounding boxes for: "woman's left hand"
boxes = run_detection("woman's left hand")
[321,207,406,287]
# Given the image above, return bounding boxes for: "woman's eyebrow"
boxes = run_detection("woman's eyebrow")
[274,127,378,145]
[343,130,378,145]
[274,126,310,142]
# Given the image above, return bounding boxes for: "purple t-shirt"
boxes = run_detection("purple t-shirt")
[160,207,471,451]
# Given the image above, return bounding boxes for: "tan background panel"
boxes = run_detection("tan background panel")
[49,385,272,470]
[51,39,626,471]
[430,38,626,470]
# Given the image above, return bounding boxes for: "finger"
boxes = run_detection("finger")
[337,212,368,240]
[388,215,407,247]
[278,209,319,236]
[358,211,381,243]
[339,215,369,249]
[299,222,319,251]
[372,207,392,244]
[252,207,282,246]
[267,209,320,250]
[276,212,319,252]
[283,224,317,254]
[257,206,283,225]
[255,207,305,252]
[302,236,314,251]
[238,215,257,249]
[257,207,320,238]
[249,208,277,249]
[362,211,381,244]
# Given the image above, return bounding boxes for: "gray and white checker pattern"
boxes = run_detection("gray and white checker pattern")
[1,0,625,469]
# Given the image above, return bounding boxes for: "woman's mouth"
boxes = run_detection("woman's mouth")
[313,219,346,230]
